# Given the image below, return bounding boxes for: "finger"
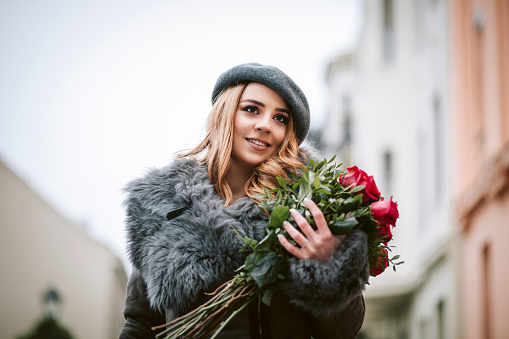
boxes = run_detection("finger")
[283,221,308,247]
[304,198,329,233]
[289,208,316,240]
[278,234,306,259]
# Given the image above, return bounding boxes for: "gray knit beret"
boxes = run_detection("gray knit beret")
[212,62,310,144]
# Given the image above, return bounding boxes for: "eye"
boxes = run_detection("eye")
[274,114,289,125]
[243,105,259,114]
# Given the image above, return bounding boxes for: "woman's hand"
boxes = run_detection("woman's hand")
[277,198,345,262]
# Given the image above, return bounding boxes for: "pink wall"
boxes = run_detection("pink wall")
[452,0,509,198]
[461,192,509,339]
[452,0,509,338]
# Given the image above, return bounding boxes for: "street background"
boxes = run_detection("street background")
[1,1,508,338]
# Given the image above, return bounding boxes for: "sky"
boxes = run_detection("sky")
[0,0,362,267]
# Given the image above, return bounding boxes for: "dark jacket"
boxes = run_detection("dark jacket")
[119,155,369,339]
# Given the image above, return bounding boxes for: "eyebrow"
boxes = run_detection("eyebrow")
[240,99,290,114]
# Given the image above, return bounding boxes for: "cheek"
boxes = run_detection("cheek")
[273,126,287,148]
[233,113,248,134]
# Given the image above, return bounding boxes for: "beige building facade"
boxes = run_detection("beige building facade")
[0,159,127,339]
[323,0,457,338]
[451,0,509,338]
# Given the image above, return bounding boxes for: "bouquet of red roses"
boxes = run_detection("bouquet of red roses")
[153,157,402,338]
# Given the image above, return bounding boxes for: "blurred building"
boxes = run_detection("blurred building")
[0,158,128,339]
[451,0,509,338]
[322,0,457,338]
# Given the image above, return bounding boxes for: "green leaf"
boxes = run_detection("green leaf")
[342,194,363,211]
[244,252,260,272]
[297,171,313,201]
[313,175,321,189]
[263,187,271,197]
[350,184,366,193]
[256,230,276,251]
[268,205,290,228]
[251,253,281,287]
[315,159,326,171]
[330,217,359,235]
[262,288,275,306]
[309,158,316,169]
[276,176,287,189]
[276,190,282,204]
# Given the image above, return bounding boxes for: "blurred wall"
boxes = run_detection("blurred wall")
[324,0,509,338]
[322,0,457,338]
[0,159,127,339]
[451,0,509,338]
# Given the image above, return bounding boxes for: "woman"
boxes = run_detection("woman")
[120,63,369,339]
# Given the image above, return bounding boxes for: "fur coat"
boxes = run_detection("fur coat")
[120,152,369,338]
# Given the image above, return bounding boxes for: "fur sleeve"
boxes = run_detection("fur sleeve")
[123,161,262,315]
[286,229,369,317]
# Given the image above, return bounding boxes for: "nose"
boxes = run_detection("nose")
[254,114,272,133]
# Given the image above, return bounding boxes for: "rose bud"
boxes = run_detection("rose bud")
[371,196,399,226]
[377,225,393,244]
[370,249,388,276]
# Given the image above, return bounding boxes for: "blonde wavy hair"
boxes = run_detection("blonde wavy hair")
[178,83,306,206]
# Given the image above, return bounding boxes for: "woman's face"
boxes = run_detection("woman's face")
[231,82,290,172]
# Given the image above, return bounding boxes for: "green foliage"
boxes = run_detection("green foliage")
[235,158,398,306]
[17,318,74,339]
[158,157,403,338]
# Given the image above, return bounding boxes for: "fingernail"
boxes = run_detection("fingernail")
[304,198,311,203]
[277,234,284,241]
[290,208,297,214]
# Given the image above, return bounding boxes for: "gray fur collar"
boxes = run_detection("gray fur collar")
[123,145,368,316]
[124,158,268,315]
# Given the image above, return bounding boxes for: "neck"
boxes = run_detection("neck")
[226,160,254,202]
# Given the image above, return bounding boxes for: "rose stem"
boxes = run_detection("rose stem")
[152,279,236,331]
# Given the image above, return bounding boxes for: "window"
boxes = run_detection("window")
[383,150,393,196]
[339,94,352,165]
[437,300,445,339]
[482,243,491,339]
[341,94,352,145]
[433,93,443,199]
[383,0,395,62]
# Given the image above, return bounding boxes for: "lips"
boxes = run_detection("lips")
[246,138,270,147]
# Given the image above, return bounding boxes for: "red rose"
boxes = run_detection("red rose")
[362,175,381,203]
[338,166,363,187]
[371,196,399,226]
[370,249,388,276]
[377,225,393,244]
[339,166,381,203]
